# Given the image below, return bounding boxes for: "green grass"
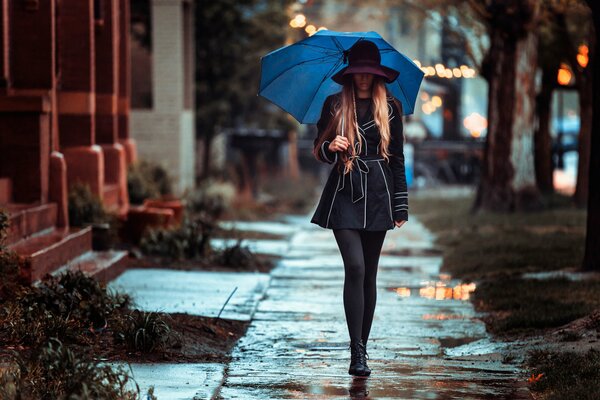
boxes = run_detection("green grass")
[526,348,600,400]
[411,191,586,280]
[410,190,596,335]
[473,277,600,334]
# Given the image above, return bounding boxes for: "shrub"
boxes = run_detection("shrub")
[211,238,264,270]
[127,159,173,205]
[184,178,235,220]
[140,214,216,260]
[68,182,110,227]
[114,310,177,353]
[1,270,131,346]
[0,338,142,399]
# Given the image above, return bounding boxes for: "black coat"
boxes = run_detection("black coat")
[310,92,409,231]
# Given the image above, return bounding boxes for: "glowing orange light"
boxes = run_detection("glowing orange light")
[463,112,488,138]
[577,44,589,68]
[557,63,572,85]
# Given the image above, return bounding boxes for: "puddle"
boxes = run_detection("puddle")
[387,281,477,301]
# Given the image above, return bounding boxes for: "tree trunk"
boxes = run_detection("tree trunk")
[582,0,599,271]
[201,131,214,181]
[574,84,593,206]
[473,22,542,212]
[534,66,556,194]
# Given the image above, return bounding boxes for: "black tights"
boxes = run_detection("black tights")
[332,229,387,346]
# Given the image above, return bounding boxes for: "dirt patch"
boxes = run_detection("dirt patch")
[122,252,280,273]
[96,312,250,364]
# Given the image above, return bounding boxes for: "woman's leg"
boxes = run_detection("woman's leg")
[359,230,387,346]
[332,229,365,343]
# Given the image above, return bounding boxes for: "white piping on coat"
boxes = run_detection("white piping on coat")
[326,173,341,229]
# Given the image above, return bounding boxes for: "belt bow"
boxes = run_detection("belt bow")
[337,154,370,203]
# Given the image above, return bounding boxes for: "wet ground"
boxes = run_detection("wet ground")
[215,215,532,399]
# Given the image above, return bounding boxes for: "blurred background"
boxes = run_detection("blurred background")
[0,0,597,279]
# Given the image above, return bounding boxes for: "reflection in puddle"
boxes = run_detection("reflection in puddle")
[389,281,477,301]
[395,287,411,297]
[422,313,466,320]
[349,377,371,399]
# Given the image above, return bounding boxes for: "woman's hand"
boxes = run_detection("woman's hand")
[394,220,406,228]
[328,135,349,152]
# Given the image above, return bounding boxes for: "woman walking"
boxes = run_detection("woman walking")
[310,39,408,377]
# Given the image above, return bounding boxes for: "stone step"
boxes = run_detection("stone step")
[55,249,129,284]
[3,202,58,246]
[8,226,92,282]
[0,177,12,204]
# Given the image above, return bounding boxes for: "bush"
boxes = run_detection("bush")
[0,338,142,399]
[140,214,216,260]
[114,310,177,353]
[128,159,173,205]
[0,270,130,346]
[211,239,264,270]
[68,182,110,227]
[184,178,235,220]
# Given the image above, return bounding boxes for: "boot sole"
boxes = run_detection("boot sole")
[348,368,370,376]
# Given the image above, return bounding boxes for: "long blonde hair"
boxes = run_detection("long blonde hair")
[314,76,401,174]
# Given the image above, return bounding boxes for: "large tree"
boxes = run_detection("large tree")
[195,0,294,181]
[470,0,543,212]
[582,0,599,271]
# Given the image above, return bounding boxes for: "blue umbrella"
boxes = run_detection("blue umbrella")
[258,30,425,125]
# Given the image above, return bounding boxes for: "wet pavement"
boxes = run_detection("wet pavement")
[108,269,270,321]
[215,215,532,399]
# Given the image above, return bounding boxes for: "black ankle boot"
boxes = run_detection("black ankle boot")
[362,341,371,376]
[348,339,369,376]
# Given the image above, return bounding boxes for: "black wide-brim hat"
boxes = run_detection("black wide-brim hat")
[331,39,400,85]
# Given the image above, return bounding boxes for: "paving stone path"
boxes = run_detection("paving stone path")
[215,216,531,399]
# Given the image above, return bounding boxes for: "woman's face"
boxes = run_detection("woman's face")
[352,73,374,91]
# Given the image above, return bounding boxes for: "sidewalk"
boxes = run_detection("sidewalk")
[215,215,531,399]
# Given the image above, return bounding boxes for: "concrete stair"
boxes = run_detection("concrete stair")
[8,226,93,282]
[3,202,129,284]
[55,249,129,284]
[4,202,57,246]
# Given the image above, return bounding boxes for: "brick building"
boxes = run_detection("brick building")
[0,0,136,281]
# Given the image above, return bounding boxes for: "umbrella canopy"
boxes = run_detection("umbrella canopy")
[258,30,425,125]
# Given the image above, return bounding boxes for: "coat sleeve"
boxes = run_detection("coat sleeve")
[314,95,338,164]
[389,100,408,221]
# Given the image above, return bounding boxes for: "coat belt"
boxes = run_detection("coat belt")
[337,154,385,203]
